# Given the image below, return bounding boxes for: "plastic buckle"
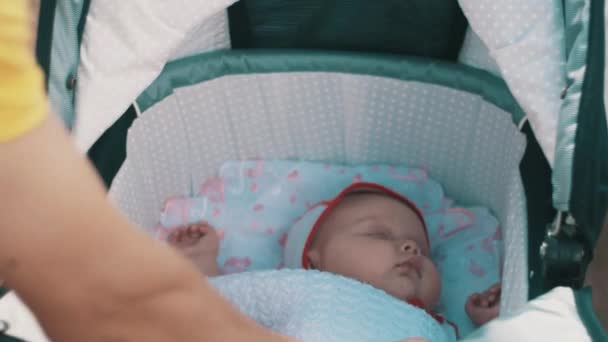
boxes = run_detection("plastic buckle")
[540,212,591,289]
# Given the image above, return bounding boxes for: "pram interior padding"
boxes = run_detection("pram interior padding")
[109,58,529,314]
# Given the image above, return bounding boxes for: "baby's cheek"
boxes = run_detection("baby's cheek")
[422,261,442,305]
[334,255,384,285]
[320,247,362,274]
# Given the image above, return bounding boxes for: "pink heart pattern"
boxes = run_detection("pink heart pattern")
[468,260,486,277]
[199,177,225,203]
[222,257,252,274]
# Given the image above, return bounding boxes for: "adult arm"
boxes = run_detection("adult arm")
[0,116,289,342]
[0,2,292,341]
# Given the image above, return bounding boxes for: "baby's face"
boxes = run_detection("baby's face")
[306,193,441,308]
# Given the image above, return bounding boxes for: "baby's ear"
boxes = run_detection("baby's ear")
[306,248,321,269]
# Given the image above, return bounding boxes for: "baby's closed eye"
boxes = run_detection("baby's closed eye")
[363,227,394,239]
[368,232,391,239]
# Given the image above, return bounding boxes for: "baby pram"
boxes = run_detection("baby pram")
[2,0,606,340]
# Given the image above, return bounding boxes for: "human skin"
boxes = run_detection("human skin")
[585,214,608,330]
[0,116,294,342]
[0,2,294,341]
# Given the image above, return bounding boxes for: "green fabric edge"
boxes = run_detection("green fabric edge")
[136,49,525,125]
[571,0,608,252]
[553,0,590,212]
[575,287,608,340]
[0,333,25,342]
[45,0,89,129]
[571,0,608,337]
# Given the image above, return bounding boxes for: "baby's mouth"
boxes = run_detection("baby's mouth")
[395,260,421,279]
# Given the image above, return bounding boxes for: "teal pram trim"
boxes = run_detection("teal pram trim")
[553,0,591,212]
[45,0,89,129]
[569,0,608,252]
[574,287,608,340]
[136,49,525,126]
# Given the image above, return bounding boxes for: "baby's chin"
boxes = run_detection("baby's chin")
[385,283,418,303]
[386,283,437,309]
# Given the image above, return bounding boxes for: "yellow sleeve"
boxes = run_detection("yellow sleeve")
[0,1,47,142]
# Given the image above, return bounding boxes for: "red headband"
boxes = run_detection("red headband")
[301,182,429,269]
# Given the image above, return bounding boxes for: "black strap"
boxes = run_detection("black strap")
[518,123,556,298]
[35,0,57,89]
[87,106,137,188]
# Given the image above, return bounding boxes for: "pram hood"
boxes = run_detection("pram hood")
[46,0,604,217]
[73,1,565,162]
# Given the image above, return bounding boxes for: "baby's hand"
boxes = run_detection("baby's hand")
[465,283,501,326]
[168,222,221,276]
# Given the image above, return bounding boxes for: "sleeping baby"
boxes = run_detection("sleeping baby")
[167,181,501,337]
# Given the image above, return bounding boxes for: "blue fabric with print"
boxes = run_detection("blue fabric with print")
[158,160,502,335]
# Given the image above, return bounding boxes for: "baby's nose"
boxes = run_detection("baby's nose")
[400,240,421,255]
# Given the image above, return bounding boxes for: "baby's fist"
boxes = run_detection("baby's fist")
[465,283,501,326]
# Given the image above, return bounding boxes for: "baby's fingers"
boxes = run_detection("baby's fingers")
[489,283,501,294]
[193,222,215,233]
[468,293,481,305]
[167,232,176,243]
[170,229,184,243]
[186,225,202,238]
